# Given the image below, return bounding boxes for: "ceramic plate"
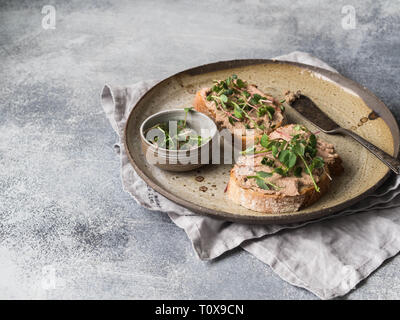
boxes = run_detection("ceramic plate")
[124,60,399,224]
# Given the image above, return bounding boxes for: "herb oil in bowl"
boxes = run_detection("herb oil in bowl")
[146,108,209,151]
[140,108,218,172]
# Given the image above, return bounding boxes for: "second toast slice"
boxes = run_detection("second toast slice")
[193,75,286,149]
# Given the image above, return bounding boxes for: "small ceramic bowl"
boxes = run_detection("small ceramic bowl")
[140,109,218,171]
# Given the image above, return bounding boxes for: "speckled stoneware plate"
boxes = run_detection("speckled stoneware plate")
[124,60,399,224]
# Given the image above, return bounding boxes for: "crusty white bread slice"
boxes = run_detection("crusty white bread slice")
[226,168,332,213]
[193,82,285,150]
[226,124,344,214]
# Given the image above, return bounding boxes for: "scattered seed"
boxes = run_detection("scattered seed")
[199,186,208,192]
[368,111,379,120]
[360,117,368,123]
[195,176,204,182]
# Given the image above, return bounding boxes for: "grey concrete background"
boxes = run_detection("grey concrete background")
[1,0,399,299]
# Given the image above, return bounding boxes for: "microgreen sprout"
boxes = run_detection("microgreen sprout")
[146,107,207,150]
[246,171,280,190]
[183,107,193,127]
[242,127,325,192]
[206,74,283,131]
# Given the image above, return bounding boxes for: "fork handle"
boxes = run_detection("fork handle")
[336,127,400,174]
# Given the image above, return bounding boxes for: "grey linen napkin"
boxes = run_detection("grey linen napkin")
[101,52,400,299]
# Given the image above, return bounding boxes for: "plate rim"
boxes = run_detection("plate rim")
[124,59,400,225]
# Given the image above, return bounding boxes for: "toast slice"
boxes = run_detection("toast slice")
[226,124,343,213]
[193,75,285,150]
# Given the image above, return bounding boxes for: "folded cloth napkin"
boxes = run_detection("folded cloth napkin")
[101,51,400,299]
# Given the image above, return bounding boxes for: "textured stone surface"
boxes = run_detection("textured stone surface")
[0,0,399,299]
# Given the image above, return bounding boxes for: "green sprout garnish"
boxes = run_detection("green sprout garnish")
[206,74,282,131]
[146,107,208,150]
[183,107,193,127]
[246,171,280,190]
[242,127,325,192]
